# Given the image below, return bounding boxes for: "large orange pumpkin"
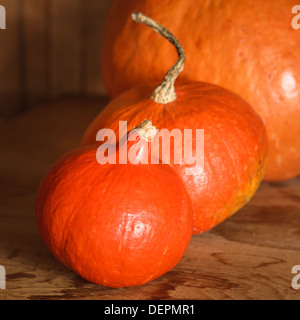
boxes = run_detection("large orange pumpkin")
[101,0,300,181]
[36,121,193,288]
[82,13,268,234]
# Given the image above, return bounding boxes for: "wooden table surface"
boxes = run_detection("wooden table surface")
[0,97,299,300]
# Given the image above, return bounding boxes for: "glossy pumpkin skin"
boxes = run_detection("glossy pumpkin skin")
[101,0,300,181]
[81,82,268,234]
[36,133,193,288]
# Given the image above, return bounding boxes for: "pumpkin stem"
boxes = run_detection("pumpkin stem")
[131,12,185,104]
[134,120,157,142]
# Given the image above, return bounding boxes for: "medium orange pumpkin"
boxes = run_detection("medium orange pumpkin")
[36,120,193,288]
[101,0,300,181]
[82,13,268,234]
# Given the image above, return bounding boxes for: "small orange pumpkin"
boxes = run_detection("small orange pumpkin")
[36,120,193,288]
[101,0,300,181]
[82,13,268,234]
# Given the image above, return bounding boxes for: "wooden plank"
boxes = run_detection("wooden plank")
[50,0,111,97]
[0,97,299,300]
[81,0,112,96]
[0,0,112,117]
[22,0,49,107]
[0,0,22,116]
[50,0,81,97]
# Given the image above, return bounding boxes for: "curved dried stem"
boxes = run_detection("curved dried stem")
[132,12,185,104]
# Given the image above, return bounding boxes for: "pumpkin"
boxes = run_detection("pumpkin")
[36,120,193,288]
[82,13,268,234]
[100,0,300,181]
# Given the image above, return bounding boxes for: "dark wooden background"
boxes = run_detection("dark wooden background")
[0,0,112,117]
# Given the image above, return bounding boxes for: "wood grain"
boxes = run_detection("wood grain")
[80,0,111,96]
[0,0,22,116]
[22,0,49,107]
[0,0,112,117]
[0,98,299,300]
[51,0,82,97]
